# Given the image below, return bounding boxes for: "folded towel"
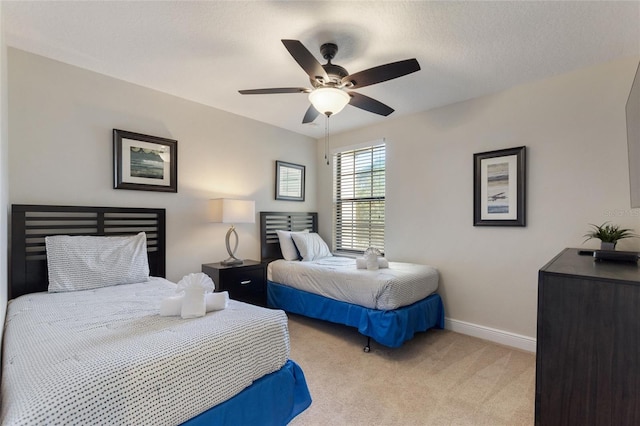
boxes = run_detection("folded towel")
[160,295,183,316]
[206,291,229,311]
[160,291,230,317]
[161,272,227,318]
[181,287,206,319]
[177,272,215,294]
[356,257,389,269]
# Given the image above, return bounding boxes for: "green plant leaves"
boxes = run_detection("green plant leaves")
[583,222,637,243]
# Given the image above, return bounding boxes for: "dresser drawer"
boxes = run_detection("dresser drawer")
[220,266,264,291]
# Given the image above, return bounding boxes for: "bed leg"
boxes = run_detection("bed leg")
[363,337,371,353]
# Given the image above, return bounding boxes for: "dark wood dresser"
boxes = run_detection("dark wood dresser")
[536,248,640,425]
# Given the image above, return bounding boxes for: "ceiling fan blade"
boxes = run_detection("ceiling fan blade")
[342,59,420,89]
[302,105,320,123]
[239,88,309,95]
[282,39,329,83]
[349,92,394,116]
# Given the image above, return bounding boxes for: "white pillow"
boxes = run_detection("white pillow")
[45,232,150,292]
[290,232,332,261]
[276,229,309,260]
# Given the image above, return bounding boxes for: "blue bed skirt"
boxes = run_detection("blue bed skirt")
[181,360,311,426]
[268,281,445,348]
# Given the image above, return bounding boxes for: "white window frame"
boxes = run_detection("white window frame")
[332,139,385,255]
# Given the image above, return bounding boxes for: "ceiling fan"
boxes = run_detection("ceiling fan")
[239,39,421,124]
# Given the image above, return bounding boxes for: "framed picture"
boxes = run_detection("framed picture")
[113,129,178,193]
[275,161,305,201]
[474,146,526,226]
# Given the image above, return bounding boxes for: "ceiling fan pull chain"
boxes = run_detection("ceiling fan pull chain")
[325,116,330,165]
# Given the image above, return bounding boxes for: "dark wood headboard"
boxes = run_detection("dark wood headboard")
[260,211,318,263]
[10,204,166,299]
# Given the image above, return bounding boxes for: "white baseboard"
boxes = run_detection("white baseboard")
[444,317,537,353]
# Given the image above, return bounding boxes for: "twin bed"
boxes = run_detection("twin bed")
[260,212,444,352]
[3,205,311,425]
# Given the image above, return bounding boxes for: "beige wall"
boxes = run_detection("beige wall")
[318,56,640,343]
[0,3,8,341]
[7,48,317,283]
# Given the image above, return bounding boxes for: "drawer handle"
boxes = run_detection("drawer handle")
[240,280,251,285]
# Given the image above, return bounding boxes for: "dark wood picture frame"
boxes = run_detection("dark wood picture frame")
[275,160,305,201]
[113,129,178,193]
[474,146,526,226]
[627,61,640,207]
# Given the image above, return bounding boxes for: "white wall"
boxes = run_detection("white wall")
[0,3,8,342]
[318,56,640,346]
[8,48,317,283]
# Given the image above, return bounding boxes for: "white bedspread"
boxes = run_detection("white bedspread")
[1,278,290,425]
[268,257,439,310]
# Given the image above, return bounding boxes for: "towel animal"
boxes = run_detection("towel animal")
[160,272,228,318]
[356,257,389,270]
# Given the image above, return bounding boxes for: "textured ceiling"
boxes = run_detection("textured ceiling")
[3,1,639,138]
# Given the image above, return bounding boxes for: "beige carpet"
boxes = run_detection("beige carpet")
[287,314,535,426]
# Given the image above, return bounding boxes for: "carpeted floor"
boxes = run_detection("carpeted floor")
[287,314,535,426]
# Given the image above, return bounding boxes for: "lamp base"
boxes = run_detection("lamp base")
[221,225,243,266]
[221,257,243,266]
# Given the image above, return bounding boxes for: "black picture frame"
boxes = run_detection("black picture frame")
[474,146,526,226]
[627,60,640,207]
[113,129,178,193]
[275,160,305,201]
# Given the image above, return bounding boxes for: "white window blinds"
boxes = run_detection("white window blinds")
[333,143,385,254]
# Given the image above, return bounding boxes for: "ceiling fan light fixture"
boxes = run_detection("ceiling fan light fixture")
[308,87,350,116]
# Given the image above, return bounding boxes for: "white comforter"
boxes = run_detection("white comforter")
[268,256,439,310]
[1,278,290,425]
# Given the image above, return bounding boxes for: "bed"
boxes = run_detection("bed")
[260,211,444,352]
[3,204,311,425]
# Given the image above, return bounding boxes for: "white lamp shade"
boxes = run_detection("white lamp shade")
[209,199,255,224]
[308,87,350,116]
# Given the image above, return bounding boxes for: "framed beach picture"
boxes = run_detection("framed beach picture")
[113,129,178,193]
[473,146,526,226]
[275,161,305,201]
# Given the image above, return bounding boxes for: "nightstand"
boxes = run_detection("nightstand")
[202,260,267,307]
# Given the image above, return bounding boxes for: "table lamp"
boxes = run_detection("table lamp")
[209,198,255,265]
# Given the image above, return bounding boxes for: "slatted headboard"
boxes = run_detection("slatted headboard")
[260,211,318,263]
[10,204,166,299]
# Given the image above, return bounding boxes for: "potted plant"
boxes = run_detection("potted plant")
[583,222,637,250]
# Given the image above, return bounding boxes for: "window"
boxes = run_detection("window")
[333,142,385,254]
